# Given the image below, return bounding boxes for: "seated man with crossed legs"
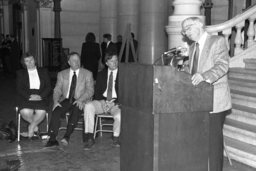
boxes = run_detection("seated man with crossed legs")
[84,52,121,150]
[45,52,94,147]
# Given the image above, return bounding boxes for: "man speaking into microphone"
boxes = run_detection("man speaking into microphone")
[181,17,231,171]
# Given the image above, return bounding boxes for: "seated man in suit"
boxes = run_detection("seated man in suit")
[83,51,121,150]
[45,52,94,147]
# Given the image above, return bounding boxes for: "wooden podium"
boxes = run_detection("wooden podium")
[119,64,213,171]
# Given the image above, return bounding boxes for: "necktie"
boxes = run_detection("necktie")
[69,71,77,103]
[191,42,199,75]
[107,72,113,101]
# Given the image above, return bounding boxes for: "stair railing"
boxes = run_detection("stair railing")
[205,5,256,57]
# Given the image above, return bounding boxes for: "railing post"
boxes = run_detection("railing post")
[222,29,232,50]
[247,14,256,47]
[234,21,245,55]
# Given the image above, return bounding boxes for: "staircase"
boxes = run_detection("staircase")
[204,4,256,168]
[224,66,256,168]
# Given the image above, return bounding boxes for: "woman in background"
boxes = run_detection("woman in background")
[81,32,101,80]
[16,53,51,138]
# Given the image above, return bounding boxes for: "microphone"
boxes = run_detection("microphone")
[163,46,182,55]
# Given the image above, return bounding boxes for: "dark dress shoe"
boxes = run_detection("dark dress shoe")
[20,135,29,140]
[45,140,59,147]
[84,138,95,150]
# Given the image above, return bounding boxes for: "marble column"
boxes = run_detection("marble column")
[138,0,169,64]
[53,0,61,38]
[21,0,29,53]
[100,0,117,42]
[0,12,3,34]
[166,0,204,49]
[35,0,42,66]
[117,0,139,39]
[2,0,9,35]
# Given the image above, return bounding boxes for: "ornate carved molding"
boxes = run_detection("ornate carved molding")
[36,0,53,8]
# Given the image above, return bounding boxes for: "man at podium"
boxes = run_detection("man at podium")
[181,17,232,171]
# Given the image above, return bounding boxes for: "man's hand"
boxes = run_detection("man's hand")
[191,73,204,86]
[73,100,84,110]
[102,100,115,112]
[29,94,42,101]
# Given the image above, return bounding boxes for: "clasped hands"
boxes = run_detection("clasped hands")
[102,99,115,113]
[29,94,42,101]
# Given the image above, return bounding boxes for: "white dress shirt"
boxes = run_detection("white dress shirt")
[28,68,40,89]
[103,68,118,99]
[197,31,208,62]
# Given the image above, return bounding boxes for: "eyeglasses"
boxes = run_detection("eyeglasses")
[181,24,194,35]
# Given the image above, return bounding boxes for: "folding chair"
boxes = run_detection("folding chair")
[93,113,114,139]
[16,107,49,142]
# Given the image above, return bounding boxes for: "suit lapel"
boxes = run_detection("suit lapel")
[198,35,211,72]
[76,69,84,93]
[24,70,30,89]
[189,43,196,74]
[103,69,108,91]
[64,69,71,96]
[37,68,43,89]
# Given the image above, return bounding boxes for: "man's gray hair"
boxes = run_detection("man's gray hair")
[182,17,205,29]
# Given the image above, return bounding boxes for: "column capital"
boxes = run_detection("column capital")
[53,0,61,12]
[173,0,203,15]
[203,0,213,9]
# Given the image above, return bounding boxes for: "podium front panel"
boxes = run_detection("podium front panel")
[153,66,213,114]
[119,63,212,171]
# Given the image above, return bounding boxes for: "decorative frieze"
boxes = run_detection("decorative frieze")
[37,0,53,8]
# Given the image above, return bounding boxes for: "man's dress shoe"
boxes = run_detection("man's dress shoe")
[84,139,95,150]
[45,140,59,147]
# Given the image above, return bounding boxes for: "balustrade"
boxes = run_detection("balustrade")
[206,5,256,56]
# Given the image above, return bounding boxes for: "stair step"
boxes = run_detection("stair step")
[224,136,256,168]
[224,118,256,146]
[229,68,256,81]
[225,117,256,134]
[229,79,256,88]
[244,59,256,69]
[231,94,256,109]
[230,88,256,98]
[229,67,256,75]
[232,104,256,115]
[227,108,256,126]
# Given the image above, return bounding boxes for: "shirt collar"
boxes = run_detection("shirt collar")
[197,31,208,46]
[70,68,80,75]
[108,68,118,74]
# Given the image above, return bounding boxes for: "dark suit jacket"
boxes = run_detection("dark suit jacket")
[101,41,117,63]
[80,42,101,80]
[16,68,51,105]
[94,68,118,102]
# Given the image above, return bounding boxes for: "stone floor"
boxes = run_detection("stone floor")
[0,71,255,171]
